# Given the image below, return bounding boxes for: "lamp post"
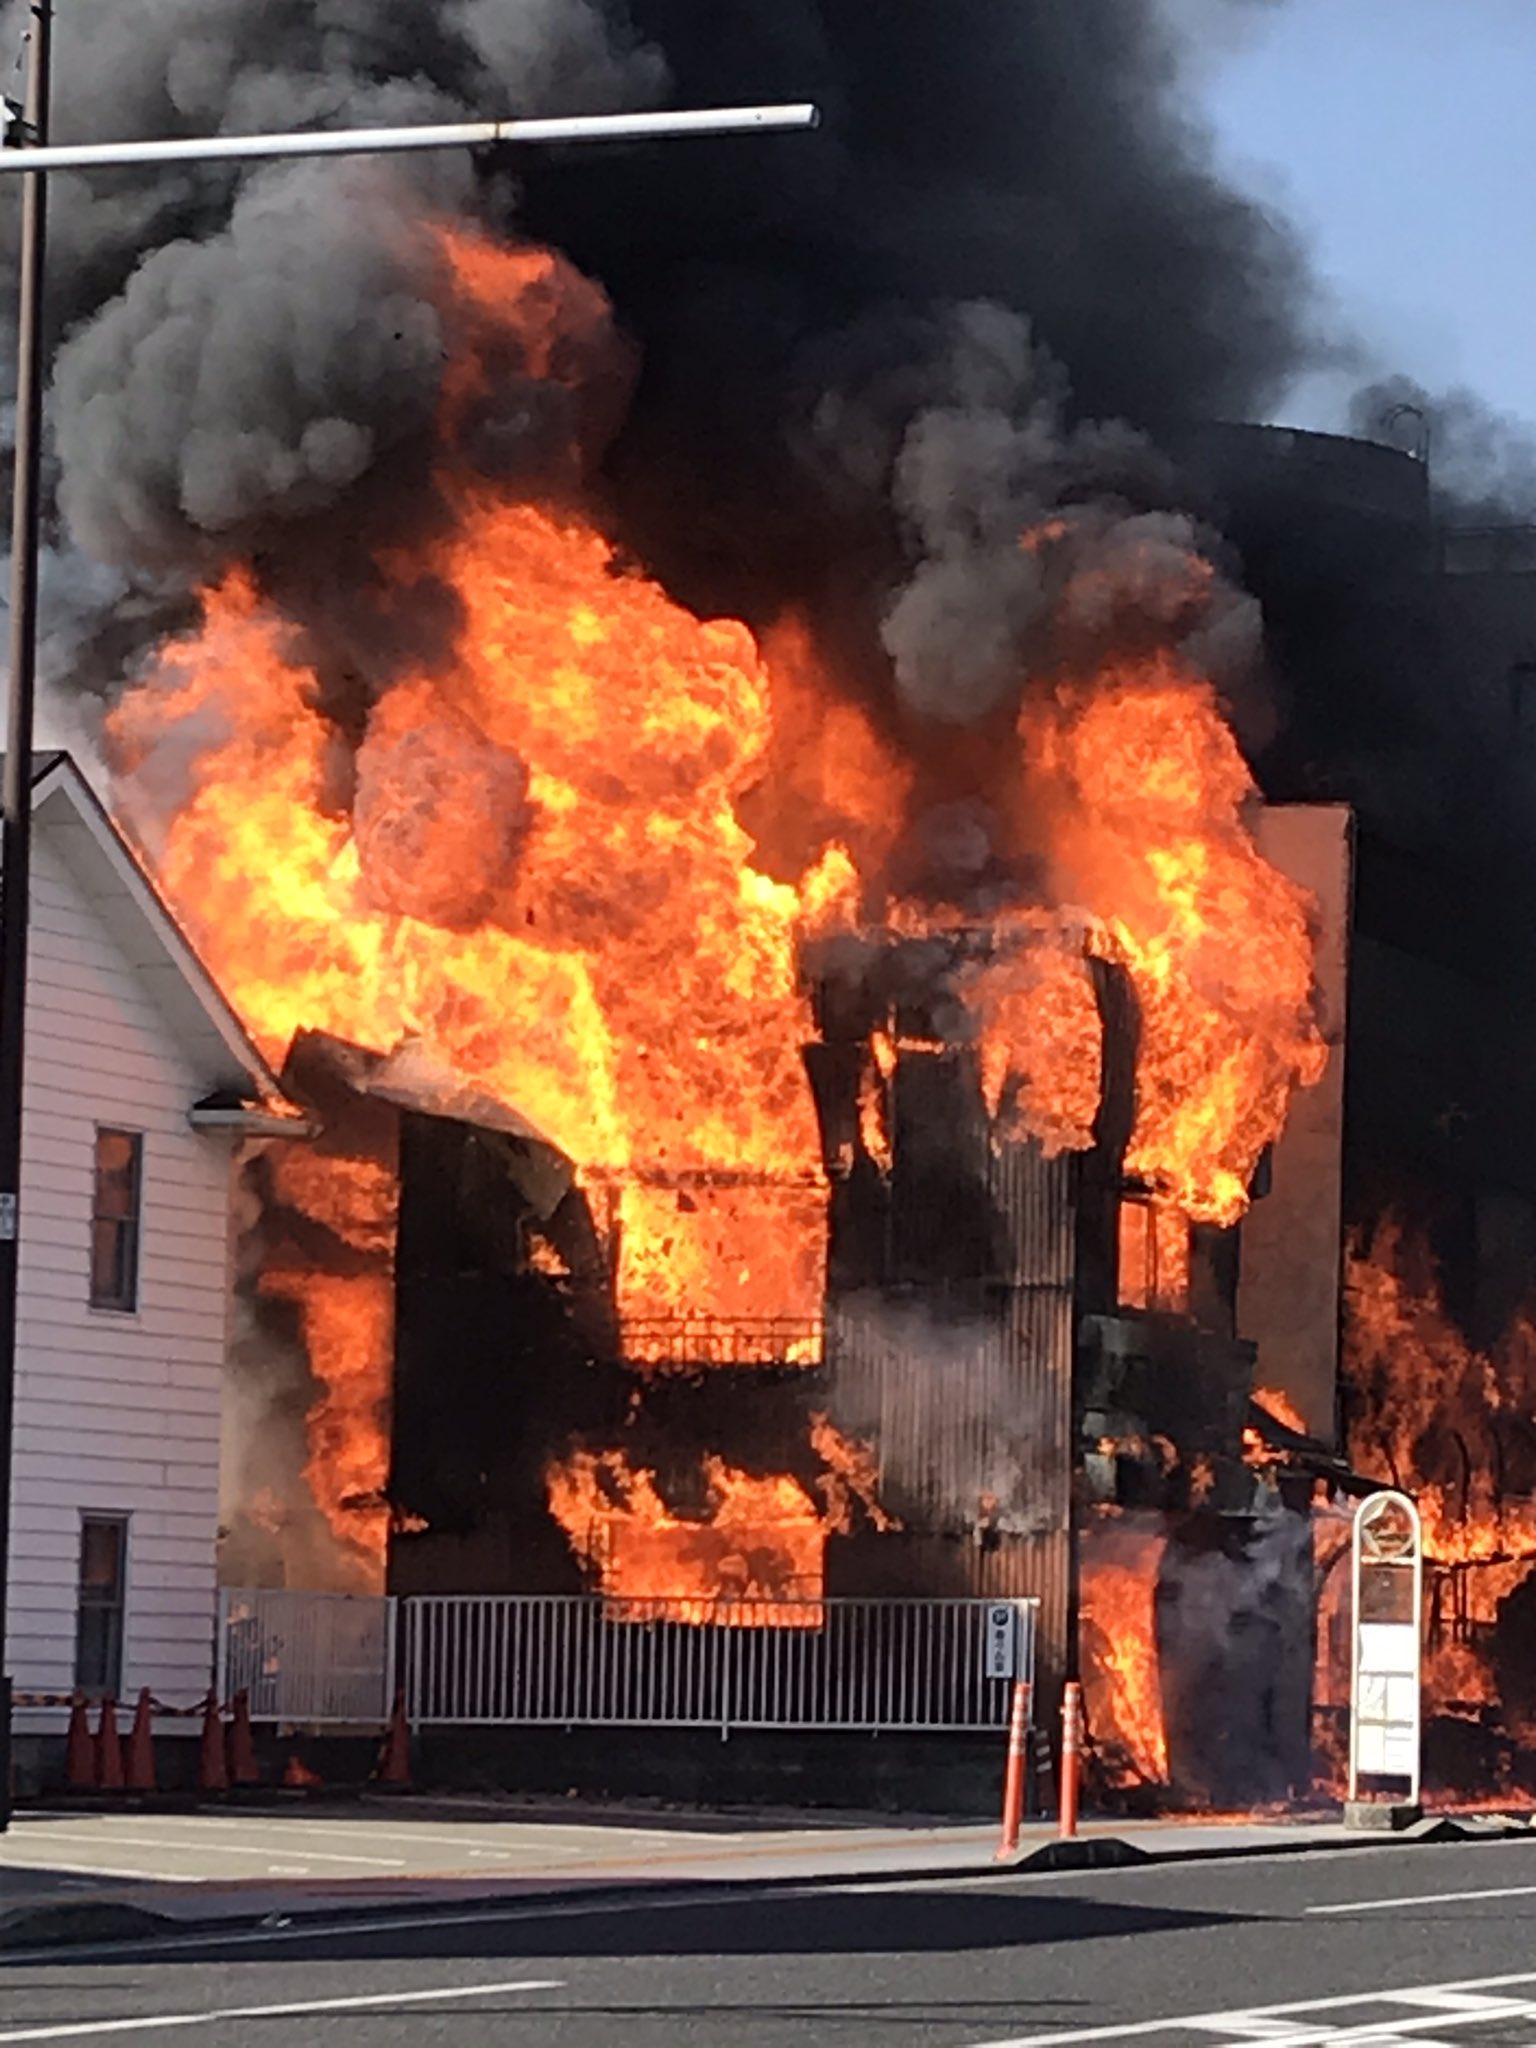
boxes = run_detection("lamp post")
[0,0,52,1836]
[0,18,817,1823]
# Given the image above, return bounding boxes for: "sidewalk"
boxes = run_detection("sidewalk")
[0,1799,1519,1948]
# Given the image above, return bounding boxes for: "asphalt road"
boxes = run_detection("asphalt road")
[4,1835,1536,2047]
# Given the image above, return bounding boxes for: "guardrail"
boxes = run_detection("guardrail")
[218,1590,1036,1734]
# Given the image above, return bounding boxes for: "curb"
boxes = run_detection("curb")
[1,1813,1528,1953]
[1004,1813,1536,1873]
[1016,1838,1153,1871]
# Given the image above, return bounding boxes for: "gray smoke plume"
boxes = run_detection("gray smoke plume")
[1351,374,1536,525]
[0,0,665,694]
[52,161,457,576]
[805,300,1264,724]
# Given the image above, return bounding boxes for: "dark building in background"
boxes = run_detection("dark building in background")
[1182,425,1536,1359]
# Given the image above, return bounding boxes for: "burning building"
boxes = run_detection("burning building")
[18,3,1536,1808]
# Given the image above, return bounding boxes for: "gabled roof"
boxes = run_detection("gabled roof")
[25,751,286,1104]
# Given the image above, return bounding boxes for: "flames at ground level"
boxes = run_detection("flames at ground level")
[1070,1225,1536,1810]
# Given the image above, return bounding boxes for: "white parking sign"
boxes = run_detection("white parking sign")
[984,1603,1018,1680]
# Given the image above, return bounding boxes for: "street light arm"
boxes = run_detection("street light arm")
[0,101,820,174]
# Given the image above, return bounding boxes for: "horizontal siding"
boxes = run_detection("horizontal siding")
[6,827,233,1702]
[17,1389,222,1430]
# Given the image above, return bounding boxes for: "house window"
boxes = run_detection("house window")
[90,1129,142,1311]
[74,1516,128,1699]
[1118,1196,1191,1315]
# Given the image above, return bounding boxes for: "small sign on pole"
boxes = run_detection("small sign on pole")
[984,1602,1019,1681]
[1349,1488,1423,1820]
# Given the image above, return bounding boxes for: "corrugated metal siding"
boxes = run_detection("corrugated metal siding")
[988,1142,1077,1289]
[824,1137,1075,1686]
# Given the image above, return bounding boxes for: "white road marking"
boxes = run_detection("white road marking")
[176,1816,655,1854]
[0,1858,202,1884]
[0,1976,562,2044]
[0,1830,406,1870]
[1309,1884,1536,1916]
[965,1970,1536,2048]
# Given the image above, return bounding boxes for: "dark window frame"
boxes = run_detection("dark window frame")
[90,1127,143,1314]
[74,1513,129,1700]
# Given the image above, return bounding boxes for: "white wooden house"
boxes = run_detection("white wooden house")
[6,753,295,1773]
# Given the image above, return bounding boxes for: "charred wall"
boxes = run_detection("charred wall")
[388,1110,615,1596]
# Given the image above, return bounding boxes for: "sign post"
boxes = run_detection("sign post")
[986,1601,1035,1860]
[1347,1488,1423,1829]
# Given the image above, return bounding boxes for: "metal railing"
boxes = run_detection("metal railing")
[217,1588,398,1727]
[218,1589,1035,1734]
[616,1316,825,1367]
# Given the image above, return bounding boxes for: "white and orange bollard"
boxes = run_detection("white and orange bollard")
[1059,1679,1084,1840]
[994,1679,1033,1860]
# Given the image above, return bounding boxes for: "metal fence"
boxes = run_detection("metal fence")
[217,1589,398,1726]
[219,1589,1035,1734]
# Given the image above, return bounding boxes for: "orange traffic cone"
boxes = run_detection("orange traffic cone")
[126,1690,157,1793]
[96,1698,124,1791]
[373,1693,411,1789]
[198,1694,228,1794]
[283,1754,323,1789]
[65,1697,96,1791]
[226,1689,259,1786]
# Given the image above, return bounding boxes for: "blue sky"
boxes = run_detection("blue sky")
[1197,0,1536,431]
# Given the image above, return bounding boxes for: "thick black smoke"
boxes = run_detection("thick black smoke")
[515,0,1315,646]
[0,0,1315,713]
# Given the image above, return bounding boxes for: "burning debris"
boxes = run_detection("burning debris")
[1344,1222,1536,1795]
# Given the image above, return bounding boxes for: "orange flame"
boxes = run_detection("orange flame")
[810,1412,900,1535]
[545,1449,827,1615]
[1253,1385,1309,1437]
[960,932,1104,1157]
[1080,1517,1170,1786]
[1018,661,1326,1223]
[255,1148,397,1589]
[104,221,1328,1603]
[1345,1221,1536,1722]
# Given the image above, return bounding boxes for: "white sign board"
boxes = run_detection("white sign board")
[1349,1489,1423,1804]
[984,1602,1020,1681]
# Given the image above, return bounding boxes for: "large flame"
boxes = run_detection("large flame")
[253,1146,397,1589]
[1017,662,1327,1223]
[106,220,1327,1603]
[1079,1516,1170,1788]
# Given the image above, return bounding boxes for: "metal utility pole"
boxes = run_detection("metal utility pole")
[0,0,51,1834]
[0,81,817,1828]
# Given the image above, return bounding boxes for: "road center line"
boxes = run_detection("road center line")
[1309,1885,1536,1916]
[0,1977,563,2044]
